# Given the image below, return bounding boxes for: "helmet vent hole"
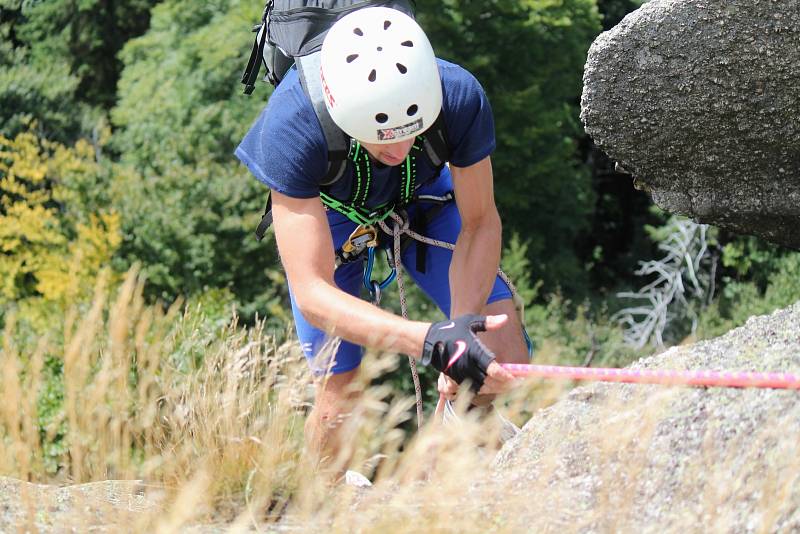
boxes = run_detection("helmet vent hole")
[407,105,418,116]
[377,46,383,51]
[346,54,359,63]
[384,20,392,30]
[368,69,377,82]
[376,113,389,124]
[396,63,407,74]
[401,40,413,47]
[353,28,364,36]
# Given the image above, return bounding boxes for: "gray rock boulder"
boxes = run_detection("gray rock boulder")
[491,301,800,531]
[580,0,800,249]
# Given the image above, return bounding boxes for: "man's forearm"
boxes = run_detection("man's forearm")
[449,212,502,317]
[293,279,430,357]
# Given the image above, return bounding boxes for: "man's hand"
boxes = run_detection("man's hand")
[437,361,514,399]
[422,314,515,392]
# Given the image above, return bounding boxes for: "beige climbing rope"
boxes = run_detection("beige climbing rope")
[377,211,524,428]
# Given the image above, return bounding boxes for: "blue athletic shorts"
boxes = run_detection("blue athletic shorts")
[288,166,515,375]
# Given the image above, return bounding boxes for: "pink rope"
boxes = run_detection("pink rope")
[500,363,800,390]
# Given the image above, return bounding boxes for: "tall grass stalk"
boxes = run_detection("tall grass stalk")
[3,268,797,532]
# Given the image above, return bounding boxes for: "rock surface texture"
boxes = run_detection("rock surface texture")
[0,478,162,532]
[580,0,800,249]
[493,301,800,532]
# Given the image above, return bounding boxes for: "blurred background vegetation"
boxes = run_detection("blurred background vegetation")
[2,0,800,477]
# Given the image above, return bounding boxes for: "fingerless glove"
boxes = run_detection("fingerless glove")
[421,314,496,392]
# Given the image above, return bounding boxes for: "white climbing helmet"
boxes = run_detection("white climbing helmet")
[319,6,442,144]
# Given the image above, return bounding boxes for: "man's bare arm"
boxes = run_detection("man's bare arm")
[448,156,502,317]
[270,190,429,356]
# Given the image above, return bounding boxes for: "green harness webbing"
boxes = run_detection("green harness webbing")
[319,138,424,226]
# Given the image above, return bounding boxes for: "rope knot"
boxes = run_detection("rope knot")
[382,210,410,236]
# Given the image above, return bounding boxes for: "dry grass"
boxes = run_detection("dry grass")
[0,270,528,532]
[2,270,798,533]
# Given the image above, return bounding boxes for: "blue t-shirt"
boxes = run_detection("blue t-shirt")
[235,58,495,210]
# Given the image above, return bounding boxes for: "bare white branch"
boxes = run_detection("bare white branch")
[613,217,717,349]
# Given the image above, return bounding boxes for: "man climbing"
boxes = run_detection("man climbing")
[235,6,530,472]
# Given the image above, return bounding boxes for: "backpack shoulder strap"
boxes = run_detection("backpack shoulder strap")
[296,53,350,186]
[255,190,272,241]
[421,110,450,168]
[242,27,267,94]
[253,53,349,241]
[241,3,272,95]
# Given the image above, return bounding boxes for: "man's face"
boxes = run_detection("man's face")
[359,138,415,166]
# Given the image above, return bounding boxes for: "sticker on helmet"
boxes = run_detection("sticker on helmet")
[320,66,335,108]
[377,118,424,141]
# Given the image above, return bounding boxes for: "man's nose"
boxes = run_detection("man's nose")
[386,139,414,160]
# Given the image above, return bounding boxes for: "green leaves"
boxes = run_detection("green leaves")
[0,0,160,144]
[108,0,283,317]
[112,0,265,171]
[418,0,602,295]
[16,0,159,108]
[110,158,279,309]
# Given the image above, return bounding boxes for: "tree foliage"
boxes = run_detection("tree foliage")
[696,239,800,339]
[0,130,120,306]
[595,0,647,30]
[109,0,285,319]
[0,7,84,144]
[108,157,288,324]
[0,0,159,143]
[112,0,266,170]
[417,0,602,295]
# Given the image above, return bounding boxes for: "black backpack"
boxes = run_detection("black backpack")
[241,0,450,240]
[242,0,416,91]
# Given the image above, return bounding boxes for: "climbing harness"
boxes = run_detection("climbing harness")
[255,130,449,241]
[321,138,424,227]
[359,210,528,428]
[336,200,534,428]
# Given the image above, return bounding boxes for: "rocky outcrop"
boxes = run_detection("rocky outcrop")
[580,0,800,250]
[493,301,800,531]
[0,478,161,532]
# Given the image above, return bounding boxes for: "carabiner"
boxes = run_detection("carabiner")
[342,224,379,254]
[370,280,382,305]
[364,247,397,302]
